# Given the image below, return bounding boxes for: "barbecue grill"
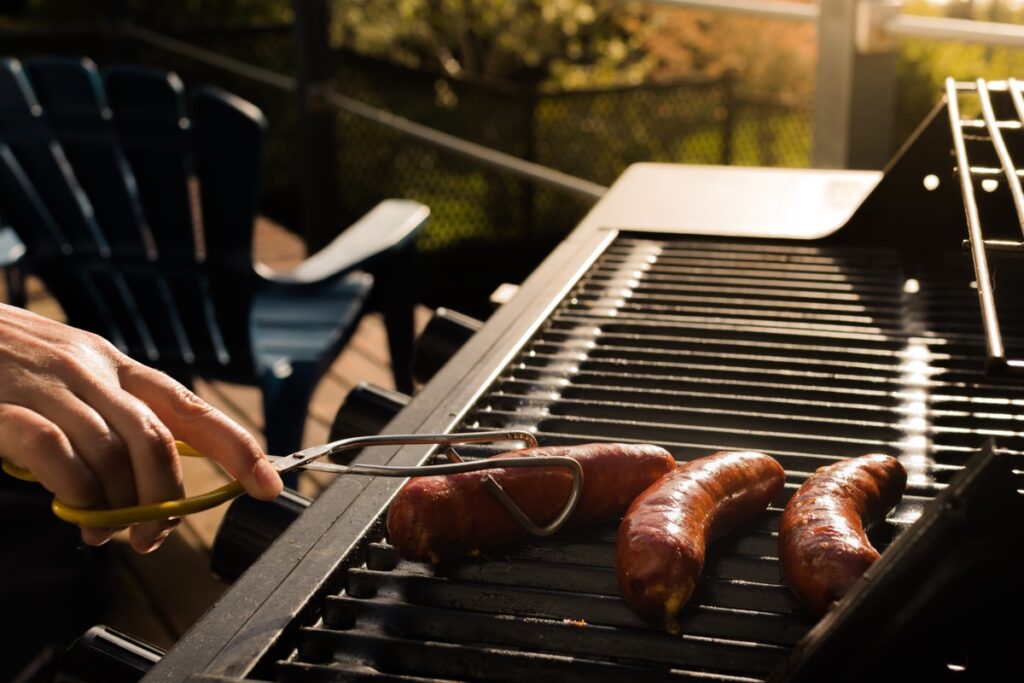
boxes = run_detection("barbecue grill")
[147,80,1024,682]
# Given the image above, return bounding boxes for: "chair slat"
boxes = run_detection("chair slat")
[0,59,105,254]
[191,87,267,371]
[25,57,151,258]
[104,65,195,261]
[104,65,209,368]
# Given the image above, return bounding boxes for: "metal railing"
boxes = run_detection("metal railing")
[886,12,1024,49]
[645,0,817,22]
[646,0,1024,47]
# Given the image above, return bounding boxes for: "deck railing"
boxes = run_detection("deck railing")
[650,0,1024,169]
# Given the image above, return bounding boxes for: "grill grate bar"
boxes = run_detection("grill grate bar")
[574,288,908,316]
[292,630,767,683]
[553,309,1000,344]
[520,351,923,386]
[598,246,901,270]
[319,599,790,676]
[569,300,894,329]
[508,426,985,464]
[537,329,1024,375]
[589,261,904,287]
[577,280,896,304]
[530,342,934,376]
[550,313,949,346]
[472,411,905,458]
[502,372,1024,413]
[475,395,1021,442]
[488,381,1019,427]
[606,237,898,259]
[584,271,898,296]
[539,328,931,361]
[494,376,1020,412]
[336,571,806,646]
[510,366,890,400]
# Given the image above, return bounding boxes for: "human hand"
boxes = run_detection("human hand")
[0,303,282,552]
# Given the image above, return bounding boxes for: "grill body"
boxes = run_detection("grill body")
[150,105,1024,682]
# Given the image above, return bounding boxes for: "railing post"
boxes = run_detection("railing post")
[812,0,901,170]
[292,0,341,250]
[721,70,736,165]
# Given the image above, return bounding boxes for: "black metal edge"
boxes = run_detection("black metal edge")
[146,222,618,682]
[768,441,1023,682]
[829,97,962,251]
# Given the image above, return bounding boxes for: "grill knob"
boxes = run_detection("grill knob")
[210,488,312,582]
[57,625,163,683]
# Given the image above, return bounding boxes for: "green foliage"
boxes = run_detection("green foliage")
[896,1,1024,145]
[331,0,656,88]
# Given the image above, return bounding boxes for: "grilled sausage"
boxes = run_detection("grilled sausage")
[387,443,677,563]
[778,454,907,615]
[615,451,785,632]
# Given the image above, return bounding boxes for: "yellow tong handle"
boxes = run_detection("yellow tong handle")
[1,442,244,527]
[2,430,552,529]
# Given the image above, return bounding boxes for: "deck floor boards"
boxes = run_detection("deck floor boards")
[1,217,429,651]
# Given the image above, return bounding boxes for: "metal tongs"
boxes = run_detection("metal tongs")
[3,430,585,533]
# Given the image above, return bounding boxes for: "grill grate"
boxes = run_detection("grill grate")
[271,234,1024,682]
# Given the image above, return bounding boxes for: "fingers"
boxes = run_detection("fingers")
[0,404,114,546]
[0,305,277,554]
[72,379,185,553]
[21,388,139,511]
[118,363,283,501]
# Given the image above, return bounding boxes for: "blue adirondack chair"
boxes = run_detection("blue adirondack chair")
[0,57,429,455]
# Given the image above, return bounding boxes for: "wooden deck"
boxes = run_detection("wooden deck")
[2,218,430,650]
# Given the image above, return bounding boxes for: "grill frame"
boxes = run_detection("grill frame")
[149,97,1022,681]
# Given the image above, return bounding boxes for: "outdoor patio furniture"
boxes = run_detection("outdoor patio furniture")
[0,56,428,454]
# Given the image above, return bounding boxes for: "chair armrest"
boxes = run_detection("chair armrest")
[0,226,26,267]
[258,199,429,286]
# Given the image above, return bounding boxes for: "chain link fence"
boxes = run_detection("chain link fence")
[328,50,812,258]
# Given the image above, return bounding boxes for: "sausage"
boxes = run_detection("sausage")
[615,451,785,632]
[387,443,677,563]
[778,454,907,615]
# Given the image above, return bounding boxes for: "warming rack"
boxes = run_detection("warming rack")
[947,77,1024,374]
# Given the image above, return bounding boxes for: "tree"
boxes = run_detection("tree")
[332,0,656,87]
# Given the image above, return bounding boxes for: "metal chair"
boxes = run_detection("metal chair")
[0,56,428,454]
